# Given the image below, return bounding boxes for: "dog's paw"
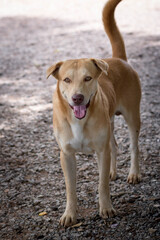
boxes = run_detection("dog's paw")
[127,173,141,184]
[100,205,116,218]
[110,170,117,181]
[60,211,77,227]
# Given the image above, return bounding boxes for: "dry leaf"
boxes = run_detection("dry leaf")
[72,222,82,228]
[39,211,47,216]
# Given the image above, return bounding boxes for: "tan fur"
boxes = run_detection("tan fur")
[47,0,141,227]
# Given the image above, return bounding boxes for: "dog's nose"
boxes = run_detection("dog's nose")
[72,94,84,105]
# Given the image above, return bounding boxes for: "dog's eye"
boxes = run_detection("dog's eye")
[84,76,92,82]
[64,77,71,83]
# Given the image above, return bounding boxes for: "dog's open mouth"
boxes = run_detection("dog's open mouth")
[70,101,90,120]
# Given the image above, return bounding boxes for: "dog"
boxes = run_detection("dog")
[47,0,141,227]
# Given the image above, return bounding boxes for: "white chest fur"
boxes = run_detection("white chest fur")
[70,122,93,154]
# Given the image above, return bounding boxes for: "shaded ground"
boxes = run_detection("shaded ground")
[0,0,160,239]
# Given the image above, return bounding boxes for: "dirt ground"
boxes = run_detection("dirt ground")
[0,0,160,239]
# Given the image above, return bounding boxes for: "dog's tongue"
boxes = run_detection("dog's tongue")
[73,105,86,119]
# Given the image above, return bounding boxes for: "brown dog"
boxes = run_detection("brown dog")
[47,0,141,227]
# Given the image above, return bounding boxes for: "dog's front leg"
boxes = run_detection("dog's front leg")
[97,144,116,218]
[60,150,77,227]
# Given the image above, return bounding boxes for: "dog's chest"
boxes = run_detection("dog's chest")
[70,123,93,154]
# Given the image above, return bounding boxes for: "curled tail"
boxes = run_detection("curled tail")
[102,0,127,61]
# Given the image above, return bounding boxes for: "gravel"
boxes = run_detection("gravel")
[0,0,160,239]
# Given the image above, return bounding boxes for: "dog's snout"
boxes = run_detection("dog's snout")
[72,94,84,105]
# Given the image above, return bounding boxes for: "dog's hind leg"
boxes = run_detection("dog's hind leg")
[110,116,117,180]
[123,107,141,184]
[96,141,116,218]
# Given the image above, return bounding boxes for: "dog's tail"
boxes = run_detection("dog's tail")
[102,0,127,61]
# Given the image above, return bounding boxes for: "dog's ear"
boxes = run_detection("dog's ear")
[91,59,109,76]
[46,61,63,79]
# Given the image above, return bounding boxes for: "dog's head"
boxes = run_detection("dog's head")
[47,58,108,120]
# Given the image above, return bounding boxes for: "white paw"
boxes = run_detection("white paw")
[60,210,77,227]
[99,205,116,218]
[127,172,141,184]
[110,170,117,181]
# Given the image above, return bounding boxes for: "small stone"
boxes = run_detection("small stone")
[128,198,136,203]
[52,206,58,211]
[148,228,157,234]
